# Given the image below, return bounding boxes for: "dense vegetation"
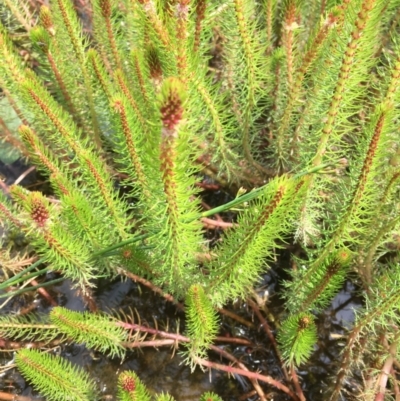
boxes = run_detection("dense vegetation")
[0,0,400,400]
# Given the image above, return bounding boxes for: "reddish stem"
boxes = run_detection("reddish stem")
[201,217,235,229]
[201,200,223,221]
[290,367,306,401]
[120,320,295,400]
[127,339,176,348]
[120,269,184,310]
[218,307,254,328]
[119,322,188,343]
[374,341,396,401]
[30,279,57,306]
[123,268,255,331]
[247,299,288,378]
[0,392,33,401]
[196,356,299,400]
[247,298,305,400]
[197,182,221,191]
[209,344,266,400]
[215,336,252,346]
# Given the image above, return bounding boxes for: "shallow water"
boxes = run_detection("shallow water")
[0,264,363,401]
[0,161,363,400]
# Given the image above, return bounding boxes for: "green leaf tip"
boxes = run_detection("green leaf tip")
[39,5,55,36]
[184,284,219,366]
[278,312,317,367]
[30,26,51,51]
[16,349,97,401]
[50,306,127,358]
[199,392,223,401]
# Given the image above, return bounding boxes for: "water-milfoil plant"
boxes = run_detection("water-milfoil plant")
[0,0,399,400]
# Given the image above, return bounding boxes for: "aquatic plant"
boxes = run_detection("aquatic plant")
[0,0,400,400]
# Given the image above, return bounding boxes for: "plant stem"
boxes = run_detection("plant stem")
[0,278,64,299]
[195,356,300,400]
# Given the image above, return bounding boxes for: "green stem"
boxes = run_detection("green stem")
[0,266,50,290]
[0,278,64,299]
[91,233,149,257]
[0,257,45,288]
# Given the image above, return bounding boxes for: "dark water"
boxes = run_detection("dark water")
[0,264,363,401]
[0,164,363,400]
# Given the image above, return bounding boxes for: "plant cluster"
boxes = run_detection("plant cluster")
[0,0,400,400]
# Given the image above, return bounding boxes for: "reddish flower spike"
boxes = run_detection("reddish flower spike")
[159,78,186,131]
[122,375,136,392]
[31,196,49,227]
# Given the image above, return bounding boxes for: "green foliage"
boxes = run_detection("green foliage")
[277,313,318,367]
[206,175,305,306]
[0,0,400,399]
[199,392,223,401]
[353,263,400,336]
[15,349,98,401]
[0,96,24,163]
[285,248,352,313]
[49,306,127,358]
[184,284,219,365]
[16,350,224,401]
[0,313,60,343]
[0,306,126,355]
